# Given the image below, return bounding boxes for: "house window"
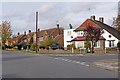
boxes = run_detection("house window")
[109,35,112,38]
[24,39,27,42]
[94,41,100,48]
[51,36,53,39]
[77,31,84,37]
[28,38,30,42]
[75,41,84,48]
[40,37,43,41]
[109,41,114,47]
[71,36,73,38]
[45,36,47,40]
[67,31,71,36]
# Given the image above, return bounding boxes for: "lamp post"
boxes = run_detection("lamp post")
[36,11,38,53]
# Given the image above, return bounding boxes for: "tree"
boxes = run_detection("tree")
[117,41,120,48]
[0,21,12,49]
[44,38,57,49]
[31,43,35,51]
[84,41,91,52]
[84,25,104,53]
[69,24,73,29]
[112,16,120,31]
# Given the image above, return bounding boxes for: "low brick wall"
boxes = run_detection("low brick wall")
[39,49,119,54]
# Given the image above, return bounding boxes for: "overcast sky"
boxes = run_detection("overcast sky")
[2,2,118,35]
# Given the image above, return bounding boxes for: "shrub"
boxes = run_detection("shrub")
[84,41,91,50]
[76,46,83,51]
[31,43,35,51]
[67,44,75,50]
[106,48,112,51]
[117,41,120,48]
[39,44,45,49]
[13,47,17,49]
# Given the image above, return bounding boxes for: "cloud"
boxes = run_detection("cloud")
[2,2,118,35]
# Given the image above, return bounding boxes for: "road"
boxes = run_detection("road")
[2,51,118,78]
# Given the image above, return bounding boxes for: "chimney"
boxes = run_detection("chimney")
[24,31,26,35]
[38,28,40,32]
[29,30,31,33]
[90,15,95,20]
[99,17,104,23]
[18,32,20,36]
[57,24,59,29]
[57,24,60,35]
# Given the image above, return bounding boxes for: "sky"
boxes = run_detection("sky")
[1,2,118,35]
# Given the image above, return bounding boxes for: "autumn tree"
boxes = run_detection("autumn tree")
[112,16,120,31]
[0,21,12,48]
[44,38,57,49]
[84,25,103,53]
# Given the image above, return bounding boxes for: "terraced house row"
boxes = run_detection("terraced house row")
[6,24,64,50]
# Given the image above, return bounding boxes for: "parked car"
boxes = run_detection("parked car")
[50,45,64,50]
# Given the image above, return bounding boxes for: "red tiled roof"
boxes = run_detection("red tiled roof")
[72,37,86,41]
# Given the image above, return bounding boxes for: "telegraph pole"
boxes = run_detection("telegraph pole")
[36,11,38,53]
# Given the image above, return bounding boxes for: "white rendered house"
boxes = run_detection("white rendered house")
[64,16,120,50]
[64,29,77,48]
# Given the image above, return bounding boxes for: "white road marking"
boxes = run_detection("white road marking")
[81,62,85,65]
[54,58,58,59]
[54,57,90,67]
[72,60,76,63]
[76,61,80,63]
[68,60,72,62]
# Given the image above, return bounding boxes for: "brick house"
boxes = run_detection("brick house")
[64,16,120,50]
[26,30,35,46]
[36,24,64,47]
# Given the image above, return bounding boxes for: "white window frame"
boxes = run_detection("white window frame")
[40,37,43,41]
[77,31,84,37]
[94,41,100,48]
[45,36,47,40]
[67,31,71,36]
[108,40,114,48]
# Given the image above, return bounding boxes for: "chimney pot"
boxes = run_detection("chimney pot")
[57,24,60,35]
[29,30,31,33]
[18,32,20,36]
[90,15,95,20]
[24,31,26,35]
[57,24,59,29]
[38,28,40,32]
[99,17,104,23]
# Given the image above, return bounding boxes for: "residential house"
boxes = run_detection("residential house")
[64,29,77,48]
[64,16,120,50]
[5,38,12,46]
[36,24,64,46]
[26,30,35,46]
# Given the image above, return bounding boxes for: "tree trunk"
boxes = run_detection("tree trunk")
[91,41,94,53]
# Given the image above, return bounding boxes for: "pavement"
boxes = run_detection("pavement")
[93,59,119,72]
[2,51,118,78]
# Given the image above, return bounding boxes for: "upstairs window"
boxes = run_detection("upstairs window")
[77,31,84,37]
[51,36,53,39]
[24,39,27,42]
[40,37,43,41]
[67,31,71,36]
[45,36,47,40]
